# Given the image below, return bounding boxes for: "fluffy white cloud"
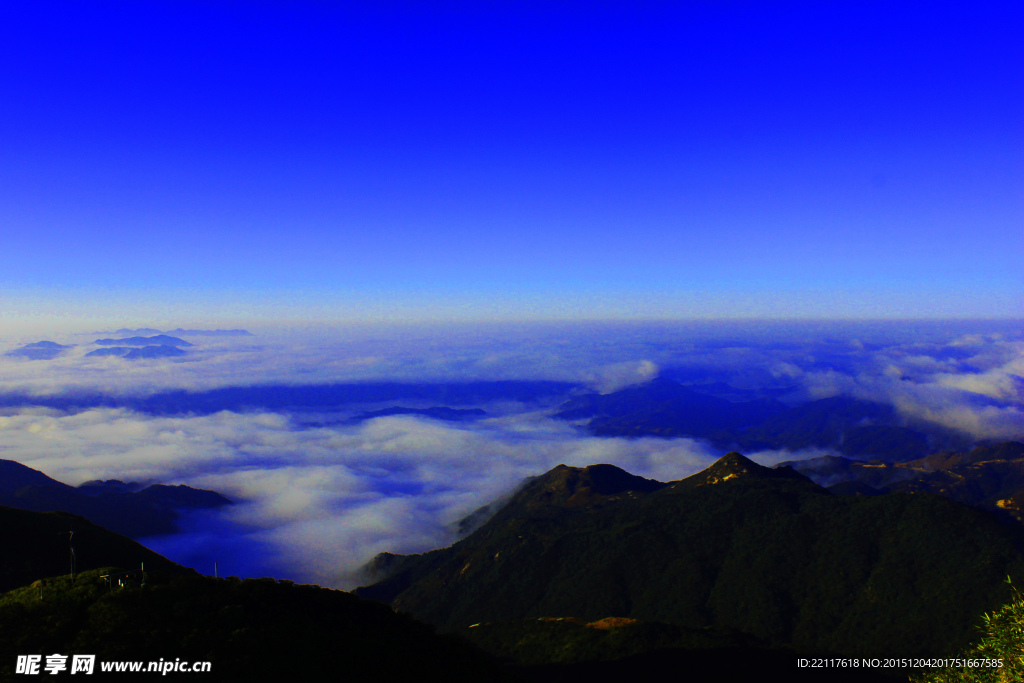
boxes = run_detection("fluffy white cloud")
[2,320,1021,587]
[586,360,661,393]
[0,405,720,587]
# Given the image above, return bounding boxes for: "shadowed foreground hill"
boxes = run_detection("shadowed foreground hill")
[358,454,1024,668]
[0,507,513,682]
[911,579,1024,683]
[0,570,512,682]
[0,505,191,593]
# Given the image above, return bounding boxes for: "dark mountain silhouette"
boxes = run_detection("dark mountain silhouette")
[727,396,945,460]
[356,463,666,604]
[84,346,134,357]
[902,441,1024,472]
[554,377,787,438]
[0,381,579,416]
[5,341,72,360]
[0,459,231,538]
[681,380,764,401]
[114,328,254,336]
[887,442,1024,523]
[780,442,1024,521]
[77,479,143,494]
[557,380,938,461]
[0,570,512,682]
[92,335,192,347]
[836,424,931,460]
[166,328,254,336]
[359,551,415,584]
[355,406,487,422]
[357,453,1024,668]
[0,505,190,593]
[114,328,163,335]
[777,454,920,490]
[455,500,506,537]
[122,345,187,359]
[736,395,897,449]
[0,517,510,682]
[490,463,666,514]
[85,345,187,359]
[667,450,808,489]
[826,480,886,497]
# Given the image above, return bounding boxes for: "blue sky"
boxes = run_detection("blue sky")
[1,0,1020,325]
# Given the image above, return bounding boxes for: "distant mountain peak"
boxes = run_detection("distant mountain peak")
[503,463,666,514]
[23,341,69,349]
[5,341,73,360]
[700,451,763,483]
[0,459,70,493]
[122,345,186,359]
[676,451,810,488]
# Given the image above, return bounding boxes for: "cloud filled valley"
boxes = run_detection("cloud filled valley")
[0,319,1021,588]
[0,404,721,586]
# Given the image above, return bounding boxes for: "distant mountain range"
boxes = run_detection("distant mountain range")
[4,341,73,360]
[83,347,135,358]
[555,377,948,460]
[0,460,232,538]
[5,431,1024,680]
[81,335,192,360]
[114,328,254,337]
[112,328,163,335]
[6,331,255,364]
[93,335,192,347]
[85,345,188,359]
[6,336,200,363]
[554,377,789,438]
[357,448,1024,675]
[354,406,488,422]
[0,381,579,415]
[121,345,186,359]
[784,442,1024,522]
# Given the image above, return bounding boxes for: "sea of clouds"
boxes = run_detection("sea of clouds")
[0,320,1020,587]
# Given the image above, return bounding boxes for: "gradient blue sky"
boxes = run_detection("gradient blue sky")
[1,0,1020,326]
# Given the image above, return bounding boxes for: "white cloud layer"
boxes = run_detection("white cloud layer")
[0,406,720,587]
[1,320,1021,587]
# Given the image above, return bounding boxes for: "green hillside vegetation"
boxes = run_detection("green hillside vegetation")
[784,443,1024,525]
[359,454,1024,667]
[912,579,1024,683]
[890,445,1024,524]
[0,569,513,682]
